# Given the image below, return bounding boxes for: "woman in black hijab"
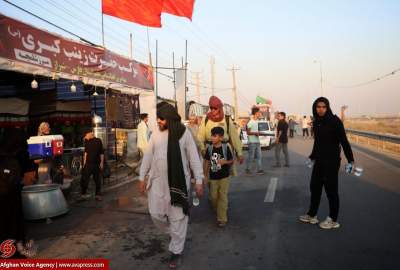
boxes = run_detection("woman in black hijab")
[299,97,354,229]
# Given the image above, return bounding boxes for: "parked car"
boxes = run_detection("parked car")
[241,120,276,150]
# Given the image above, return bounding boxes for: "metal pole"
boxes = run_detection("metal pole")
[104,86,107,142]
[172,52,176,101]
[184,40,188,120]
[228,65,239,121]
[101,13,105,47]
[319,62,323,97]
[155,40,158,99]
[129,33,133,59]
[210,56,215,96]
[194,72,200,103]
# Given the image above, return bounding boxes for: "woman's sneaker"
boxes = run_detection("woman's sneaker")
[319,217,340,229]
[299,214,319,224]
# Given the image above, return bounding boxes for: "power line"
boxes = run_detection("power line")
[1,0,96,46]
[43,0,150,60]
[156,70,231,91]
[326,67,400,89]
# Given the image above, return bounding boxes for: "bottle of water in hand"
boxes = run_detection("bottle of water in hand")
[306,158,314,169]
[354,166,363,177]
[192,191,200,207]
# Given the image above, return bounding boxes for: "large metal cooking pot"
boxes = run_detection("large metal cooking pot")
[22,184,69,220]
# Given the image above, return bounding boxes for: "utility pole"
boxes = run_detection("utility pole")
[192,72,201,103]
[210,56,215,96]
[314,60,323,96]
[129,33,133,59]
[340,105,348,122]
[227,65,240,121]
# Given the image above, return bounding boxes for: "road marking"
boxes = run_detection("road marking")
[264,177,278,203]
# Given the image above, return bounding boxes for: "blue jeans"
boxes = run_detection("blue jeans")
[246,142,262,171]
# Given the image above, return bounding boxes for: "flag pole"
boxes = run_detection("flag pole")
[156,39,158,100]
[172,52,176,102]
[101,12,105,47]
[146,27,152,66]
[184,39,188,120]
[129,33,133,59]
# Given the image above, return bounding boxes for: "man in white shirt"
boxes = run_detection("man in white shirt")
[139,102,203,268]
[245,107,264,175]
[302,115,310,138]
[137,113,150,156]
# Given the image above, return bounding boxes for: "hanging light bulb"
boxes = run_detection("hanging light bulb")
[31,79,38,89]
[70,83,76,92]
[92,85,98,96]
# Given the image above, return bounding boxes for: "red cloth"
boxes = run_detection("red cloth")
[162,0,195,19]
[207,96,224,122]
[102,0,163,27]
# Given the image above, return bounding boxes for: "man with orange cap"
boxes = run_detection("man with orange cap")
[197,96,244,177]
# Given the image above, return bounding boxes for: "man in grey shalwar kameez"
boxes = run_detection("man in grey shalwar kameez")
[139,102,204,269]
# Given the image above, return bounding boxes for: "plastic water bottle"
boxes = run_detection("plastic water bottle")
[306,159,314,169]
[345,163,353,174]
[353,166,364,177]
[192,191,200,207]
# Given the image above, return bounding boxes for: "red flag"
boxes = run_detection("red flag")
[102,0,163,27]
[162,0,195,20]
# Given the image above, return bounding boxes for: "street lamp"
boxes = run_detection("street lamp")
[313,60,323,97]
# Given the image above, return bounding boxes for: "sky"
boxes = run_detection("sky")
[1,0,399,116]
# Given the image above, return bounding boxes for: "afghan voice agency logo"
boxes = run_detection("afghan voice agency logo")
[0,239,16,258]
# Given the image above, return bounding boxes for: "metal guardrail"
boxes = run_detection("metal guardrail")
[346,129,400,144]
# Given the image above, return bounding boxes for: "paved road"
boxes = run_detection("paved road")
[32,137,400,270]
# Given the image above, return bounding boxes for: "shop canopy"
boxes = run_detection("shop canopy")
[0,14,154,92]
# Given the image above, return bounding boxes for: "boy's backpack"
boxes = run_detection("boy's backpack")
[0,155,21,195]
[207,143,229,160]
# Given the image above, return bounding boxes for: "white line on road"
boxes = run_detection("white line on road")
[264,177,278,203]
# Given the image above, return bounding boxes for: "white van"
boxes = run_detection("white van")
[241,120,276,150]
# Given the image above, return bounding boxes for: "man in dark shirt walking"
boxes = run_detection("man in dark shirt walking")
[299,97,355,229]
[80,129,104,201]
[274,112,289,167]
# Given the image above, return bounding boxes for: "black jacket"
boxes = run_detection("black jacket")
[309,114,354,163]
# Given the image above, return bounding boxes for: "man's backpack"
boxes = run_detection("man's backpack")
[0,155,21,195]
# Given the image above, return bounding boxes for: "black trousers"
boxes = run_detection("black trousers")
[307,160,341,221]
[302,128,309,137]
[0,184,25,244]
[289,129,295,137]
[81,164,101,195]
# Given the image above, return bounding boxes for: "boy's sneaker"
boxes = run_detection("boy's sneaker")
[256,170,265,175]
[319,217,340,229]
[79,194,91,201]
[299,214,319,224]
[245,169,252,175]
[217,221,227,228]
[168,253,182,269]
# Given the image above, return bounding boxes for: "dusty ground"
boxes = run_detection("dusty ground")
[345,117,400,136]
